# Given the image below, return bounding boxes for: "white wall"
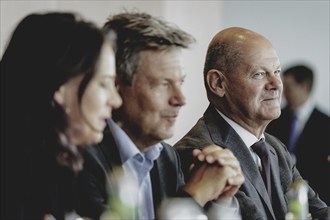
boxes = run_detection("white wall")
[1,1,329,146]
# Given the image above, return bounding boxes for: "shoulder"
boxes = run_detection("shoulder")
[264,133,288,155]
[80,144,113,180]
[312,108,330,120]
[265,133,296,170]
[174,116,215,152]
[159,142,180,161]
[264,133,293,165]
[154,142,183,179]
[82,144,105,166]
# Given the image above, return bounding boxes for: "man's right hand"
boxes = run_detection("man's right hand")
[182,145,244,207]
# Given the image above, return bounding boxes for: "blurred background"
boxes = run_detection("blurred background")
[1,0,329,145]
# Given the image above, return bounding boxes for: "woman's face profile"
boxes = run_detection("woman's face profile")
[54,42,122,145]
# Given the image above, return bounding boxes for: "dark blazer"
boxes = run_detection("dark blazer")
[267,106,330,205]
[1,139,76,220]
[174,104,329,220]
[75,128,190,220]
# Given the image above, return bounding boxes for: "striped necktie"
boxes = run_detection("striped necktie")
[251,139,272,202]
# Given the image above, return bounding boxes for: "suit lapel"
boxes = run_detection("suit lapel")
[150,156,163,209]
[100,127,122,168]
[93,127,123,195]
[265,136,288,218]
[204,105,276,219]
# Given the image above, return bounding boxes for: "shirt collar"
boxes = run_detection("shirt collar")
[107,119,163,164]
[144,143,163,162]
[215,109,264,148]
[107,119,139,164]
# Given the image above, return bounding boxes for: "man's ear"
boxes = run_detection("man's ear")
[206,69,226,97]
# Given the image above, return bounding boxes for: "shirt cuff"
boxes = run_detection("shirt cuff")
[207,197,241,219]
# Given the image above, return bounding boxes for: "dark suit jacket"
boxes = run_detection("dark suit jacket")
[267,106,330,205]
[75,128,194,220]
[174,104,329,220]
[1,139,76,220]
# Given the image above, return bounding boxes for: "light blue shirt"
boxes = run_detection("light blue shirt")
[108,119,163,219]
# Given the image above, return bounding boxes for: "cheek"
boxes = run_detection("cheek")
[135,98,163,129]
[230,85,251,102]
[82,95,103,120]
[131,91,161,113]
[145,98,165,121]
[65,100,83,129]
[237,86,259,108]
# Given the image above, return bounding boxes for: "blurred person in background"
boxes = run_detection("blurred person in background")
[267,64,330,205]
[75,12,244,220]
[0,12,122,219]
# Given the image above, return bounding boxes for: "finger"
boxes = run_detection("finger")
[216,157,242,172]
[192,149,207,162]
[202,144,223,154]
[204,148,235,161]
[189,163,195,172]
[206,155,235,165]
[192,148,202,157]
[227,174,245,186]
[218,186,240,199]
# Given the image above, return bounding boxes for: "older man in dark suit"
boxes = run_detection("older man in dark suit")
[174,27,329,219]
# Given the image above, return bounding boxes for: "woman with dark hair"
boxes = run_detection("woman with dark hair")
[0,12,122,219]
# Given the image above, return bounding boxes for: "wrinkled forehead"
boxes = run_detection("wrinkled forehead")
[234,38,280,73]
[136,48,184,78]
[244,37,278,56]
[229,31,279,61]
[138,48,183,69]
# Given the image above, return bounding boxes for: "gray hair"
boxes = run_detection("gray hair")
[203,40,243,96]
[103,12,195,85]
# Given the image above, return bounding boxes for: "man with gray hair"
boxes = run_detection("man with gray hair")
[75,12,244,220]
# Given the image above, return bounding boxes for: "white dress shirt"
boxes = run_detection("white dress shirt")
[216,109,264,169]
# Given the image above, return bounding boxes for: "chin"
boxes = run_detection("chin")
[82,133,104,145]
[92,133,104,144]
[161,130,174,140]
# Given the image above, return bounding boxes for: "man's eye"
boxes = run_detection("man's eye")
[254,72,265,78]
[161,82,170,87]
[274,70,281,75]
